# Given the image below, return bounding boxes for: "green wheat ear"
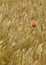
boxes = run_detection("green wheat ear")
[0,0,2,5]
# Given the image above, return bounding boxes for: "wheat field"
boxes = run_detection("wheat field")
[0,0,46,65]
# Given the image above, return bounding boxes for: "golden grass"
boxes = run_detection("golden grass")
[0,0,46,65]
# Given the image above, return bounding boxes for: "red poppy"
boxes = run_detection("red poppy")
[32,24,36,28]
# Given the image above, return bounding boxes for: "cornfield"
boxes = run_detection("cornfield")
[0,0,46,65]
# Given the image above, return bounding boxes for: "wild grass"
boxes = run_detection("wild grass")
[0,0,46,65]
